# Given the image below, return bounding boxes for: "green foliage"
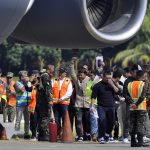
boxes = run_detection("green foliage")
[0,40,62,74]
[114,43,150,67]
[0,38,102,75]
[79,49,102,70]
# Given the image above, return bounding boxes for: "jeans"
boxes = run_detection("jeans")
[53,104,68,135]
[97,106,115,138]
[15,106,30,135]
[90,107,98,136]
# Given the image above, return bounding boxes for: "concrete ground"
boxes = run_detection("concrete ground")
[0,140,150,150]
[0,114,150,150]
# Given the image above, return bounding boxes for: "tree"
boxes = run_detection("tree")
[114,43,150,67]
[0,40,62,74]
[79,49,102,70]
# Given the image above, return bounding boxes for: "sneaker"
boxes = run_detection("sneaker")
[77,137,83,142]
[109,137,114,143]
[122,138,130,144]
[143,136,150,142]
[30,137,37,141]
[99,137,105,144]
[113,138,119,143]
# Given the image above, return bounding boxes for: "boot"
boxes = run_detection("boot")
[38,130,49,141]
[131,134,137,147]
[137,134,150,147]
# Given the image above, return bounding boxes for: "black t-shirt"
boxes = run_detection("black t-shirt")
[91,81,116,107]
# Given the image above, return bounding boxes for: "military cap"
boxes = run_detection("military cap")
[7,72,14,78]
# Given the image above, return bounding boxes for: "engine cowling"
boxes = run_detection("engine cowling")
[0,0,34,44]
[12,0,147,48]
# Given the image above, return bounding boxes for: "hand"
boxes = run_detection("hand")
[49,101,53,106]
[72,57,78,61]
[107,79,114,85]
[91,106,95,113]
[130,103,137,109]
[71,57,78,63]
[118,96,125,102]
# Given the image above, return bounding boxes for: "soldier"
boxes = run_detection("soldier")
[3,72,16,123]
[37,66,53,141]
[128,70,149,147]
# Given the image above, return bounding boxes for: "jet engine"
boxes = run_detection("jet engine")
[0,0,34,44]
[1,0,148,48]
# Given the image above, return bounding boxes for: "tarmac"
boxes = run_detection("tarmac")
[0,115,150,150]
[0,140,150,150]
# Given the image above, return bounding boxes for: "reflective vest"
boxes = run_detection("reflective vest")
[16,81,31,107]
[128,81,147,111]
[0,78,6,103]
[85,80,93,98]
[52,78,71,105]
[86,80,100,105]
[6,81,16,106]
[0,84,4,96]
[28,86,36,113]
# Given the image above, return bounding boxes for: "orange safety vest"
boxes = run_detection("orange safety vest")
[0,78,6,103]
[0,84,4,96]
[52,78,71,105]
[6,81,16,106]
[128,81,147,111]
[28,86,36,113]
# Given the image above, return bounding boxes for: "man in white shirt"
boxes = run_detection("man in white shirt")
[52,68,73,139]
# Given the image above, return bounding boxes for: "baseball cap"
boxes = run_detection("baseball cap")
[7,72,14,78]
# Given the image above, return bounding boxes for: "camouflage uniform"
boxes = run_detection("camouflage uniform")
[36,72,53,141]
[130,110,147,135]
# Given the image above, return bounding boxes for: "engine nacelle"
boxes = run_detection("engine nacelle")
[0,0,34,44]
[5,0,149,48]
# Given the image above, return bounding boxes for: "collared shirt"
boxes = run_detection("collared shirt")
[52,78,73,100]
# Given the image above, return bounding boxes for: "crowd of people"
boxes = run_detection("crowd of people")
[0,57,150,147]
